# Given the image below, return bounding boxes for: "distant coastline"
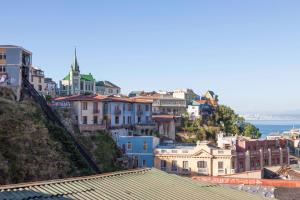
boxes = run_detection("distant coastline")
[246,120,300,138]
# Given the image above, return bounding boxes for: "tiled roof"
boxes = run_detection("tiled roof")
[53,94,152,104]
[0,168,266,200]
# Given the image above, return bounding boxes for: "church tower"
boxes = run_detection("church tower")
[69,48,81,94]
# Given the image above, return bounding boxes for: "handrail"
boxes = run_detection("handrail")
[22,77,101,173]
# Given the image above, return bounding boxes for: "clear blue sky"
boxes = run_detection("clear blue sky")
[1,0,300,113]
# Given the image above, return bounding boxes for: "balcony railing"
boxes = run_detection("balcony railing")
[114,109,122,115]
[198,168,208,175]
[182,168,190,175]
[137,110,143,115]
[93,109,100,114]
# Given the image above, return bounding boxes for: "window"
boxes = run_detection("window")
[138,116,141,124]
[171,160,177,171]
[93,102,98,113]
[82,102,88,110]
[218,161,224,173]
[128,104,132,111]
[82,116,87,124]
[161,160,167,171]
[264,159,268,166]
[138,104,142,111]
[128,116,132,124]
[0,66,6,73]
[143,141,147,150]
[146,116,149,122]
[123,116,125,125]
[38,85,42,91]
[145,105,149,111]
[142,160,146,167]
[127,142,132,150]
[0,53,6,60]
[183,161,189,172]
[197,161,207,168]
[115,116,119,124]
[38,77,41,83]
[93,116,98,124]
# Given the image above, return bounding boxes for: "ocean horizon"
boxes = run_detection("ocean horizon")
[247,120,300,139]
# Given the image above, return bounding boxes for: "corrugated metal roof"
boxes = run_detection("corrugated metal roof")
[0,168,270,200]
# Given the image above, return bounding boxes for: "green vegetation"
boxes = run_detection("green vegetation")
[179,105,261,143]
[0,93,93,184]
[0,88,124,184]
[76,132,123,172]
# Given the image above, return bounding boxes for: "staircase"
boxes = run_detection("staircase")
[22,77,101,173]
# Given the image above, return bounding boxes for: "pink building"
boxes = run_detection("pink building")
[235,138,289,172]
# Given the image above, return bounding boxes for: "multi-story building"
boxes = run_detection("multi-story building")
[30,66,45,94]
[117,136,160,168]
[154,141,235,176]
[0,45,32,100]
[187,99,217,120]
[152,115,176,140]
[96,81,120,95]
[44,77,57,97]
[53,94,155,135]
[172,88,200,105]
[235,137,289,172]
[59,49,96,96]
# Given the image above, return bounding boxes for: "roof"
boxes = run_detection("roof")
[52,94,152,104]
[96,80,120,88]
[80,73,94,81]
[0,168,266,200]
[0,45,32,54]
[62,73,95,81]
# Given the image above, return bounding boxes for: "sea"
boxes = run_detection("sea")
[247,120,300,139]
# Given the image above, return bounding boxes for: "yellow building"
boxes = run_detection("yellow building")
[154,141,236,176]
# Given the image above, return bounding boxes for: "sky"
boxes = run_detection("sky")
[1,0,300,113]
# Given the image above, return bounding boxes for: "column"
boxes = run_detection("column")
[245,150,250,171]
[259,149,263,169]
[268,148,272,166]
[279,147,283,165]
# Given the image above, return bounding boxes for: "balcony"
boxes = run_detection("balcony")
[182,168,190,175]
[93,109,100,114]
[114,109,122,115]
[137,110,143,116]
[198,168,208,175]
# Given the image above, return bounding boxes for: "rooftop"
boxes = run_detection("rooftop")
[0,168,265,200]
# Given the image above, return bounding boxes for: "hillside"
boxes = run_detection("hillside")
[177,105,261,143]
[0,88,122,185]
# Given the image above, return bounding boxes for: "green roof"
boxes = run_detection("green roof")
[62,73,94,81]
[63,74,70,80]
[80,73,94,81]
[0,168,267,200]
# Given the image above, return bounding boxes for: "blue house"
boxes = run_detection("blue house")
[117,136,160,168]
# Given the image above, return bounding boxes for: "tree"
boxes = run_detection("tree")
[242,123,261,139]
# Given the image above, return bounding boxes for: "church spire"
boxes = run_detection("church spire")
[71,47,80,72]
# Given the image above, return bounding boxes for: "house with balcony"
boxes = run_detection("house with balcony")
[52,94,156,136]
[154,141,235,176]
[117,136,160,168]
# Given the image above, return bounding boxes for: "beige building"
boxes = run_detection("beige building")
[172,88,200,105]
[30,66,46,94]
[154,141,235,176]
